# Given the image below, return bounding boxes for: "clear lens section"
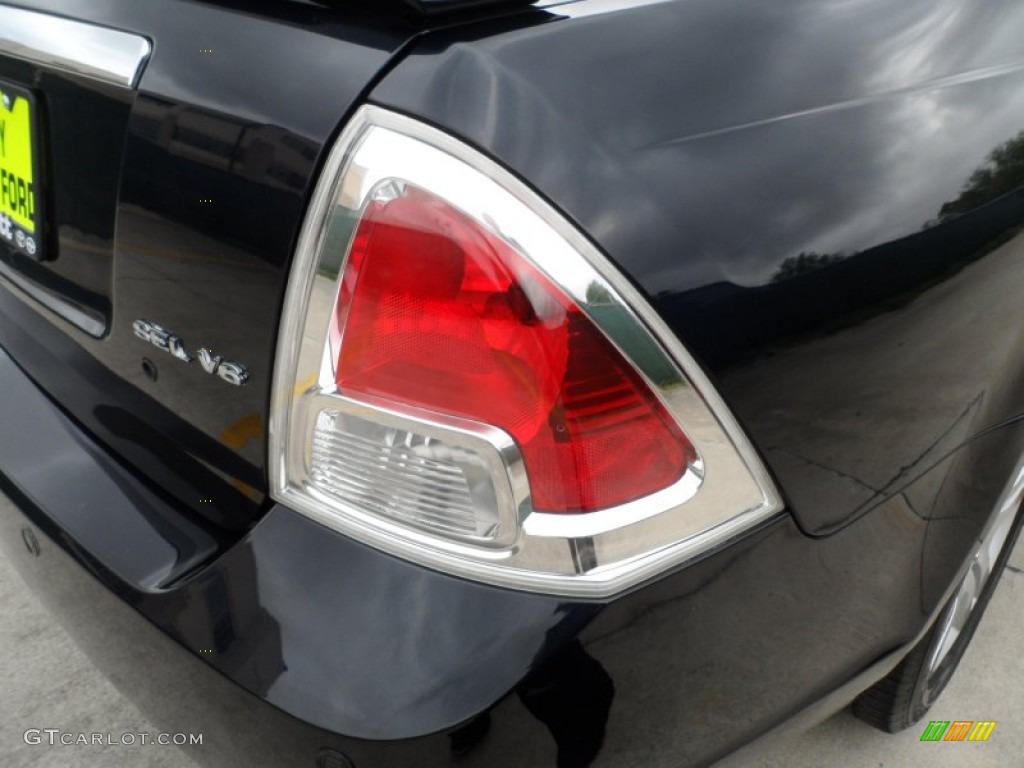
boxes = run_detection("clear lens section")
[309,408,503,543]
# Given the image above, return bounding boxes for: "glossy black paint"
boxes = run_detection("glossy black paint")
[8,331,1024,764]
[394,0,535,16]
[372,0,1024,579]
[3,0,1024,766]
[0,0,412,532]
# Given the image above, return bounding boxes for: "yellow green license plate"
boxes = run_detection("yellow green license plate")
[0,80,42,259]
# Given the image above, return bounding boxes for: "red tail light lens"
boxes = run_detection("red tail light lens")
[270,107,782,596]
[334,185,695,513]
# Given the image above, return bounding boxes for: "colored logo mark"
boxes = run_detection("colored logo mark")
[920,720,997,742]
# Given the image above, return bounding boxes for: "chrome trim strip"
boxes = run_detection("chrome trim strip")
[0,259,106,337]
[0,5,151,89]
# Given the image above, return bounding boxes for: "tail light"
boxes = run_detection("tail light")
[270,106,781,596]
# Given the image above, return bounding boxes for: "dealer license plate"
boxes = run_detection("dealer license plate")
[0,80,42,260]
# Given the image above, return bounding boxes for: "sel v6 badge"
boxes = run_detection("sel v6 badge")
[133,319,249,386]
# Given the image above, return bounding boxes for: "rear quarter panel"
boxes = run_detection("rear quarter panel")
[372,0,1024,609]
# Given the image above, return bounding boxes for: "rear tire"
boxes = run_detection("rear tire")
[853,505,1023,733]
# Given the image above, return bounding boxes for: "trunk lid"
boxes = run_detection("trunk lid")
[0,0,416,539]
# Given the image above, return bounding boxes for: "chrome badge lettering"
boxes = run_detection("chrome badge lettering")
[197,347,221,374]
[133,319,249,386]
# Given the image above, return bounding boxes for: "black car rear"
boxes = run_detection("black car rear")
[4,1,1024,766]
